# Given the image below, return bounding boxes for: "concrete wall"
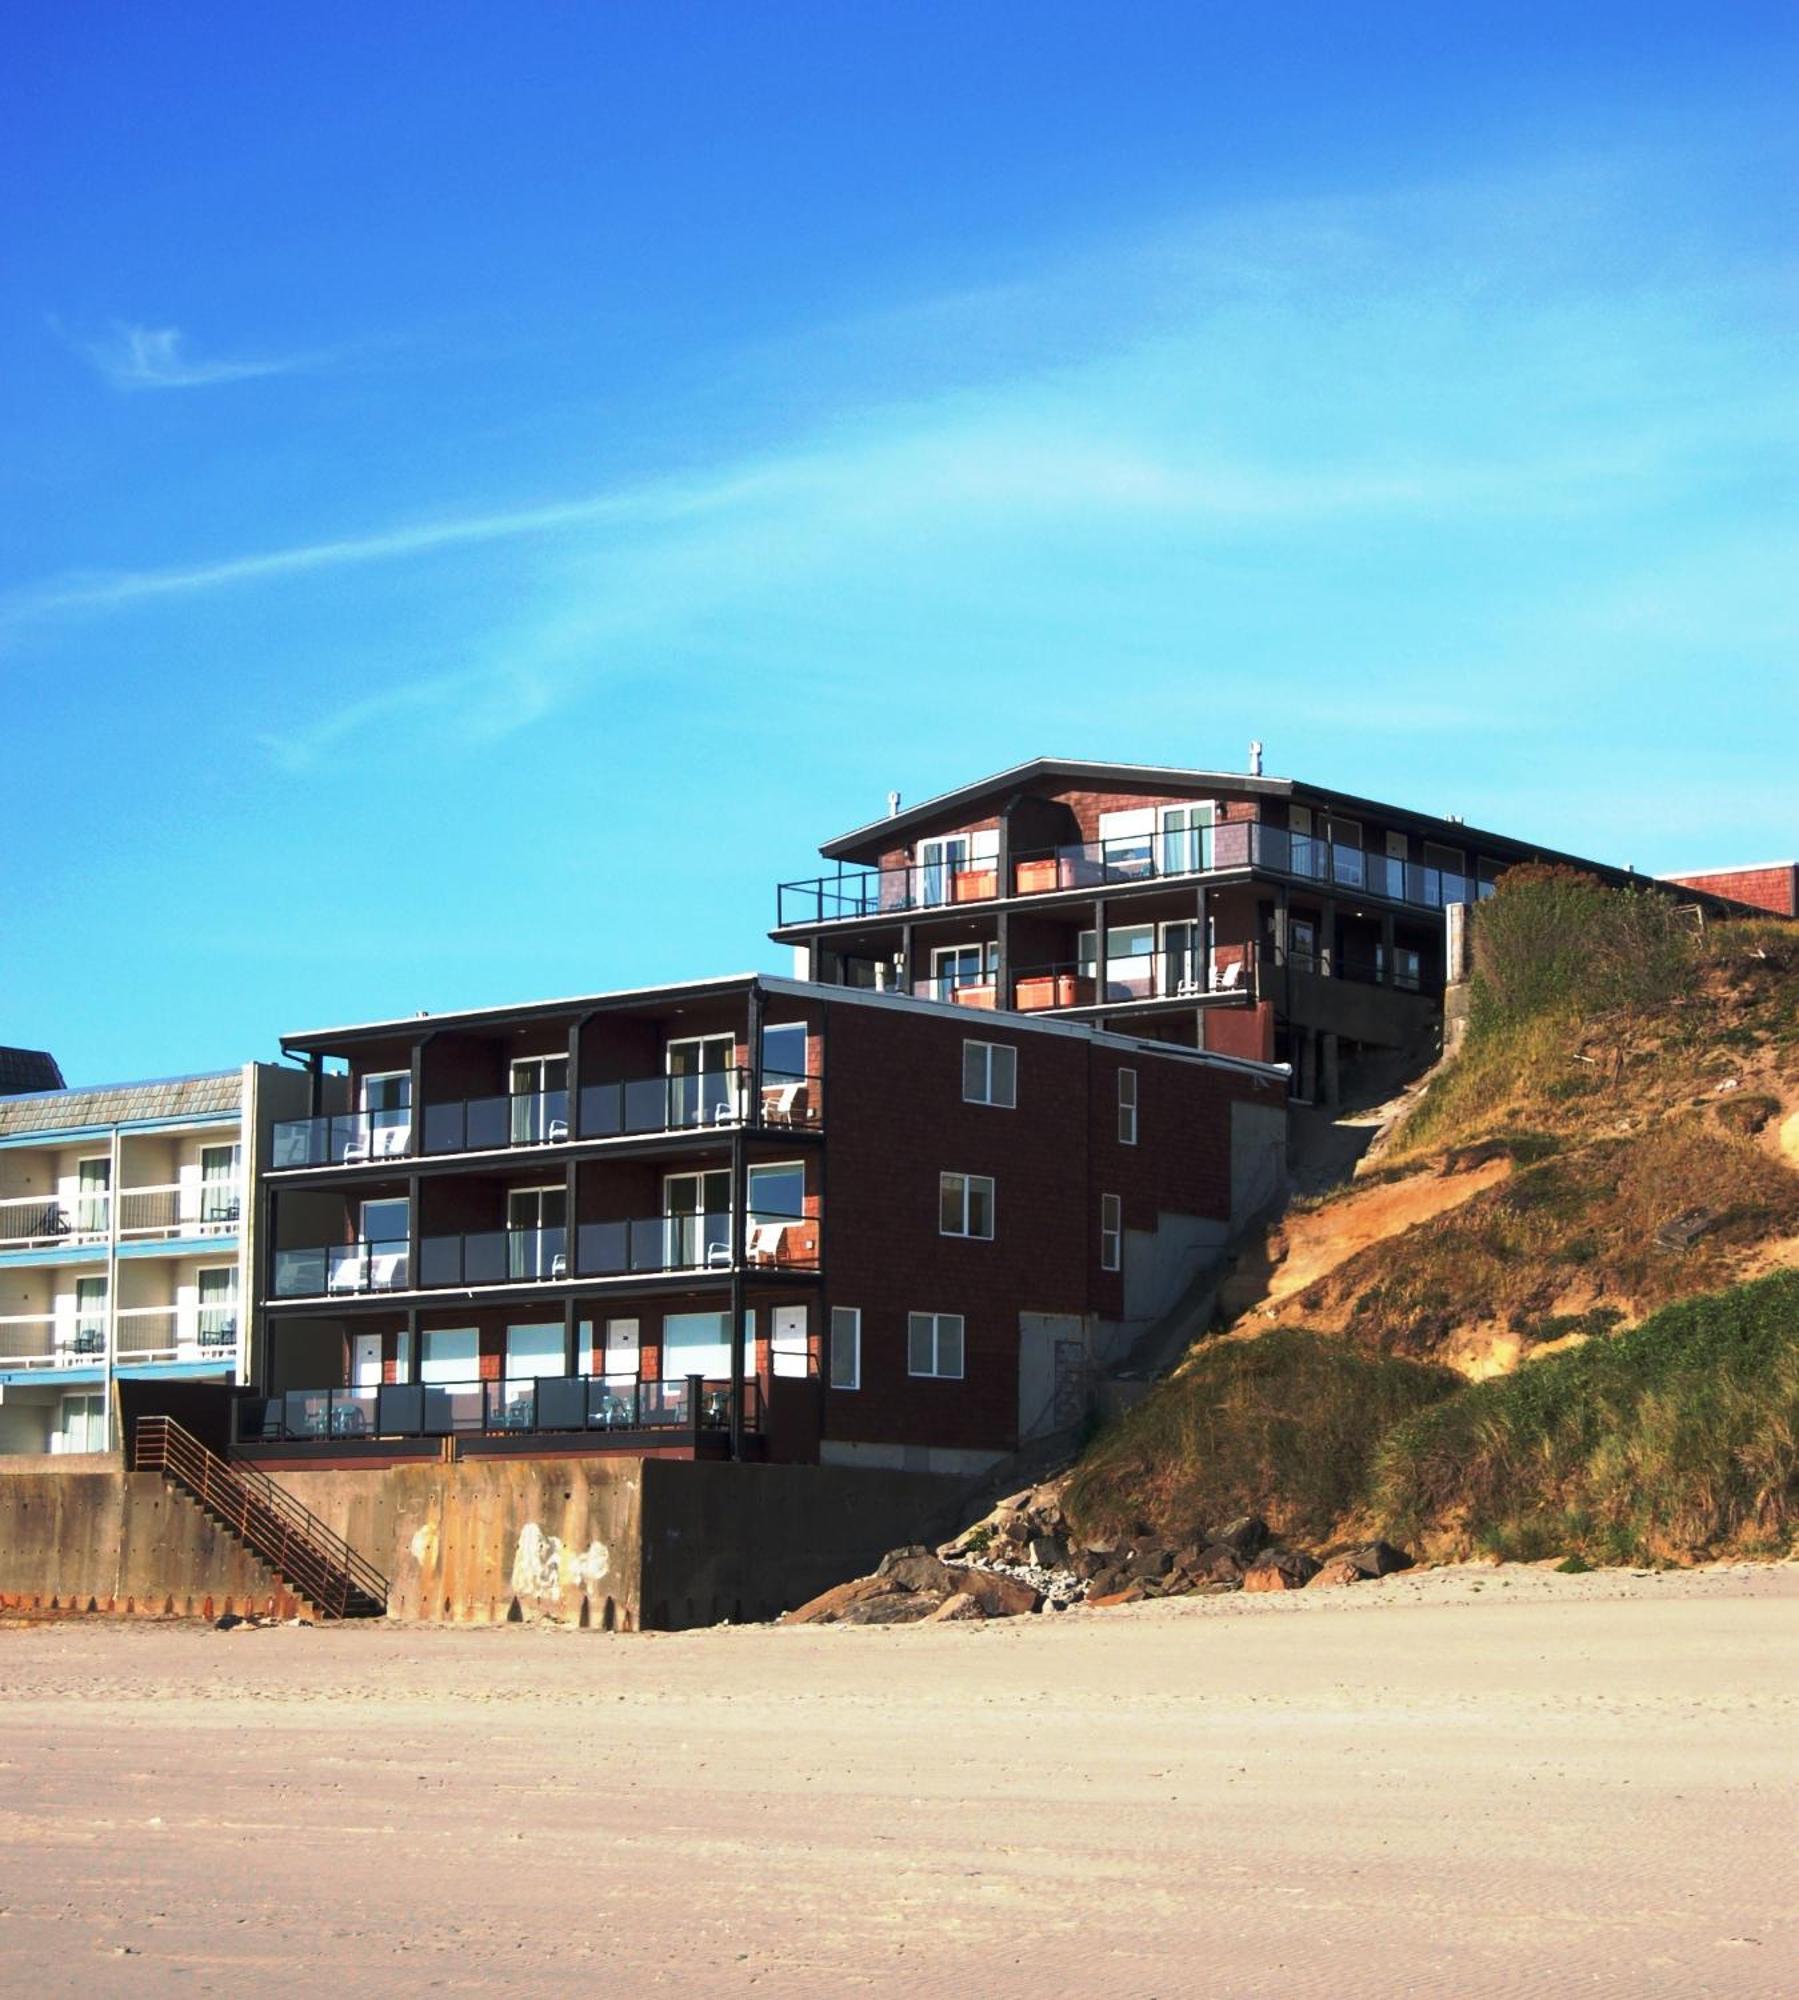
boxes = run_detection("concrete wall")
[638,1459,965,1627]
[0,1466,297,1617]
[0,1455,962,1631]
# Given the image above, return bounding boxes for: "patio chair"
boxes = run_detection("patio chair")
[746,1222,787,1267]
[761,1081,807,1126]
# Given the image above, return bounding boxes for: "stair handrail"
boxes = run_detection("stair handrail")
[135,1415,388,1616]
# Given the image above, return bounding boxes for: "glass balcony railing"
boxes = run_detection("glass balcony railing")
[269,1210,819,1297]
[776,824,1500,926]
[234,1374,760,1445]
[273,1071,822,1168]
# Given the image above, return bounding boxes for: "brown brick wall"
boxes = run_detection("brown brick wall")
[817,997,1280,1454]
[1663,865,1797,917]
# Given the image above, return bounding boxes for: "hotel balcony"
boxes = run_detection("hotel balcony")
[0,1181,243,1254]
[234,1372,759,1451]
[0,1304,240,1373]
[269,1066,821,1172]
[777,826,1496,928]
[269,1209,820,1301]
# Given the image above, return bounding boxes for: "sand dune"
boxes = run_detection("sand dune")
[0,1561,1793,1997]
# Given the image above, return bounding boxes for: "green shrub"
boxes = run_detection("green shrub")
[1369,1271,1799,1564]
[1471,866,1694,1031]
[1063,1329,1461,1547]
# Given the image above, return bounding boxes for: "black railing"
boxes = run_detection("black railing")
[234,1374,760,1446]
[776,856,1001,926]
[577,1065,819,1138]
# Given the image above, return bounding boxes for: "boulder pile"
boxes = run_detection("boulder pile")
[782,1481,1415,1626]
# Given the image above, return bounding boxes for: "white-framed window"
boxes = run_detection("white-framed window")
[359,1070,412,1157]
[73,1274,107,1350]
[504,1322,564,1379]
[830,1306,861,1391]
[962,1040,1017,1108]
[508,1054,569,1144]
[1158,801,1215,876]
[908,1312,965,1379]
[1097,807,1155,877]
[939,1171,995,1240]
[196,1266,238,1347]
[1118,1068,1138,1146]
[199,1143,240,1226]
[1101,1193,1122,1272]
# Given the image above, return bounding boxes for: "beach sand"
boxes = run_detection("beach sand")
[0,1560,1793,1997]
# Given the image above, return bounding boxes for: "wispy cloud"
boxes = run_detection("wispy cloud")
[65,319,333,391]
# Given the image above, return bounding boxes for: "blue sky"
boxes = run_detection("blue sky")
[4,3,1795,1085]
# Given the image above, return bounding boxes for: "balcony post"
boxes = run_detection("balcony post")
[102,1121,120,1452]
[563,1292,578,1380]
[1319,895,1337,978]
[1379,910,1396,986]
[728,1124,747,1462]
[568,1009,592,1139]
[995,907,1010,1009]
[406,1307,421,1385]
[306,1053,324,1119]
[1194,883,1210,992]
[1093,895,1109,1011]
[408,1034,433,1159]
[898,921,914,997]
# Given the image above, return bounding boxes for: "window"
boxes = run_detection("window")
[1288,916,1318,973]
[199,1143,240,1226]
[420,1326,478,1383]
[360,1071,412,1157]
[508,1055,569,1144]
[75,1155,109,1235]
[661,1310,754,1381]
[1118,1069,1138,1146]
[360,1197,410,1245]
[1101,1193,1122,1272]
[666,1034,736,1127]
[196,1267,237,1347]
[1158,801,1214,876]
[939,1172,995,1239]
[962,1040,1017,1108]
[908,1312,965,1379]
[1096,807,1155,878]
[1080,924,1154,1000]
[928,941,996,1000]
[762,1021,808,1084]
[74,1275,107,1351]
[505,1322,564,1379]
[664,1168,731,1267]
[830,1306,861,1390]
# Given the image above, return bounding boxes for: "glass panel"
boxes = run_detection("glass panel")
[967,1178,994,1238]
[420,1328,478,1383]
[830,1307,860,1390]
[661,1310,732,1380]
[938,1316,964,1377]
[908,1313,934,1375]
[361,1199,410,1243]
[747,1163,804,1222]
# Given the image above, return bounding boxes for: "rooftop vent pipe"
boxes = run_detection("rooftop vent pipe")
[1249,740,1264,778]
[887,790,902,818]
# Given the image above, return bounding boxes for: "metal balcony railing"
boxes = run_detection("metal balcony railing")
[0,1191,111,1250]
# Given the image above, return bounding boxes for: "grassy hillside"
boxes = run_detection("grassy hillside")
[1063,878,1799,1566]
[1370,1270,1799,1564]
[1270,896,1799,1369]
[1062,1330,1461,1547]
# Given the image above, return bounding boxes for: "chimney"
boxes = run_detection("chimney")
[1248,740,1264,778]
[886,790,902,818]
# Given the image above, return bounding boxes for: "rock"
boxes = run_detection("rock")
[1213,1516,1271,1560]
[839,1592,944,1626]
[1086,1584,1151,1608]
[1306,1558,1365,1588]
[785,1576,918,1625]
[1026,1534,1068,1569]
[1242,1550,1320,1593]
[926,1591,987,1623]
[876,1548,956,1594]
[1349,1541,1414,1579]
[1126,1547,1173,1580]
[995,1512,1031,1545]
[1086,1563,1127,1597]
[1189,1544,1246,1585]
[947,1567,1042,1618]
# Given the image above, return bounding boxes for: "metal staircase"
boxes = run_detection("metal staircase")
[135,1415,388,1619]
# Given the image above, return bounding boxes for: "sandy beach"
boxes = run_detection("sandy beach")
[0,1561,1793,1998]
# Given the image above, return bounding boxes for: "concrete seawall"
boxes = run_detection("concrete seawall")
[0,1457,962,1629]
